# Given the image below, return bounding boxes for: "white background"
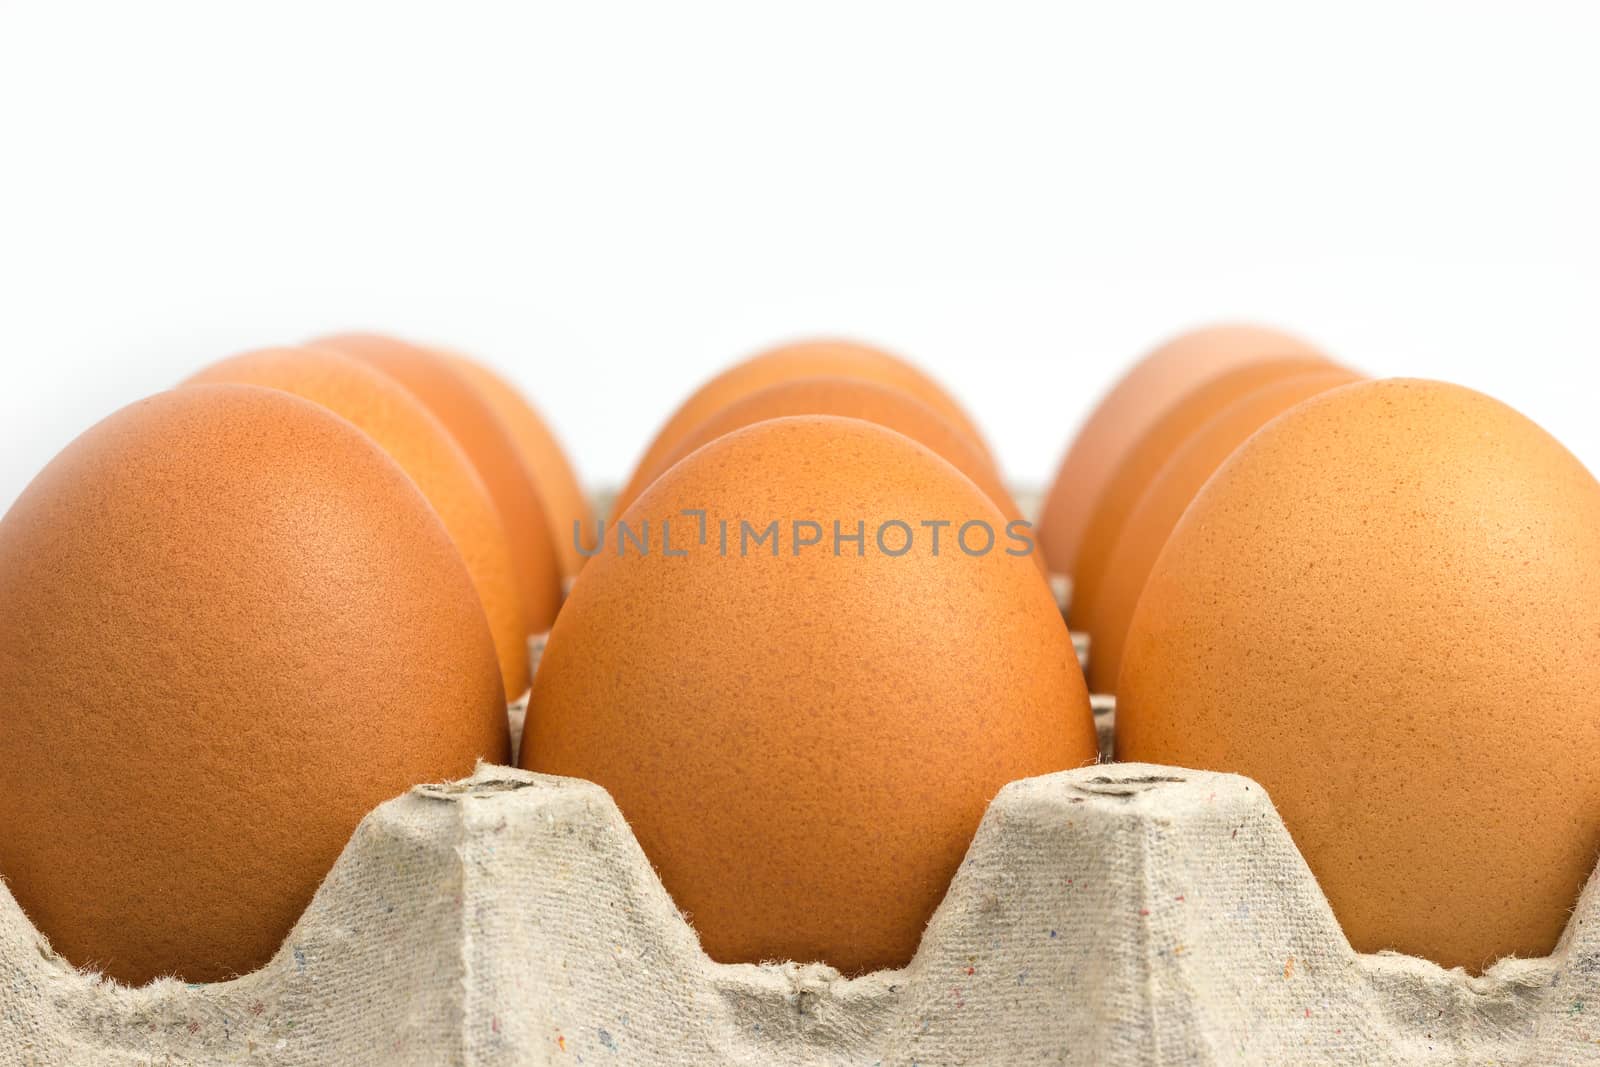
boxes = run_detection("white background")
[2,1,1597,515]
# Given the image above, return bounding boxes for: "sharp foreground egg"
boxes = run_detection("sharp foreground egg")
[185,346,534,695]
[0,385,510,985]
[524,416,1096,974]
[1117,378,1600,972]
[1038,323,1327,577]
[612,339,991,518]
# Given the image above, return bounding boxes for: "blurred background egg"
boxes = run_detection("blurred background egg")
[1037,324,1327,578]
[647,375,1028,544]
[185,346,534,696]
[524,415,1096,974]
[1081,367,1363,691]
[1064,352,1340,639]
[0,384,509,985]
[611,338,992,518]
[1116,378,1600,973]
[448,353,596,580]
[313,333,564,632]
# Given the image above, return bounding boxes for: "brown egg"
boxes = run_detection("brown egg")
[612,338,990,518]
[654,374,1027,534]
[312,333,562,632]
[0,385,509,986]
[447,353,595,580]
[1117,379,1600,973]
[185,346,533,696]
[1066,354,1335,634]
[524,416,1096,974]
[1082,367,1363,691]
[1038,324,1326,576]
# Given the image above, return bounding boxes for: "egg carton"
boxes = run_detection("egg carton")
[7,742,1600,1065]
[5,577,1597,1066]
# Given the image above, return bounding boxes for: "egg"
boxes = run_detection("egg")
[1065,354,1335,637]
[1116,378,1600,972]
[1081,367,1362,691]
[185,346,533,696]
[312,333,563,632]
[448,354,596,580]
[649,374,1027,537]
[612,338,990,518]
[1038,324,1326,576]
[0,385,509,986]
[523,416,1096,974]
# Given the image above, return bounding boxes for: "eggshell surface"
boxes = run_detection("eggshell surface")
[655,375,1025,530]
[185,346,533,695]
[0,385,510,986]
[1083,367,1362,691]
[1116,378,1600,972]
[1038,324,1326,576]
[314,333,563,632]
[1066,355,1333,632]
[449,354,595,579]
[613,339,990,517]
[524,416,1096,974]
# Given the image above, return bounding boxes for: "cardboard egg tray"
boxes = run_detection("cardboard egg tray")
[8,751,1600,1066]
[5,580,1600,1064]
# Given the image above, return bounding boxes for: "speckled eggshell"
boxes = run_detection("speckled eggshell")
[1082,368,1363,691]
[1038,324,1326,576]
[523,416,1096,975]
[313,333,563,632]
[1116,378,1600,973]
[654,375,1027,537]
[185,346,533,696]
[0,385,509,987]
[448,354,595,580]
[612,338,990,518]
[1066,355,1334,633]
